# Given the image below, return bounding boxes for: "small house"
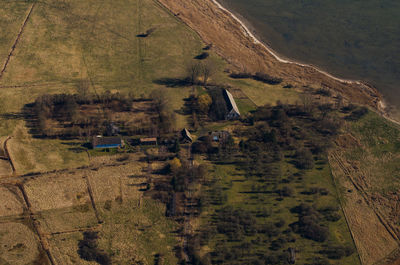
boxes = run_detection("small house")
[181,128,193,143]
[140,137,158,145]
[92,136,124,149]
[223,89,240,120]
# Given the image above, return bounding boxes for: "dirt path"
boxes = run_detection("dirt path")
[3,137,16,174]
[17,183,57,265]
[329,150,400,265]
[331,151,400,242]
[84,175,103,224]
[0,3,36,80]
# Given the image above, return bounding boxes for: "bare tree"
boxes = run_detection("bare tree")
[186,62,201,85]
[201,60,217,86]
[77,79,90,101]
[300,92,314,114]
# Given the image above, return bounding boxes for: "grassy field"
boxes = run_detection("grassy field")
[0,1,31,62]
[0,155,178,264]
[229,78,300,107]
[329,111,400,264]
[0,0,303,174]
[200,155,360,264]
[0,0,213,173]
[344,111,400,192]
[0,1,343,264]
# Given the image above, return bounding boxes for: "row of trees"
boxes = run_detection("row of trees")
[29,90,178,138]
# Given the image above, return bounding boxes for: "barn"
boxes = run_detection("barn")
[92,136,124,149]
[223,89,240,120]
[181,128,193,143]
[140,137,158,145]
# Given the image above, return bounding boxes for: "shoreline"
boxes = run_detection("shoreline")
[158,0,386,114]
[211,0,400,123]
[211,0,364,86]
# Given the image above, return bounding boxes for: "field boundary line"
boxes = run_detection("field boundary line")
[47,224,101,236]
[84,175,103,224]
[4,137,16,174]
[328,151,363,265]
[0,2,36,80]
[17,183,57,265]
[332,151,400,242]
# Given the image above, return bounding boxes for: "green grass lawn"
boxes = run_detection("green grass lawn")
[345,111,400,192]
[228,78,300,106]
[200,153,359,264]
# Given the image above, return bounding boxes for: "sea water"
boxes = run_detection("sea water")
[219,0,400,105]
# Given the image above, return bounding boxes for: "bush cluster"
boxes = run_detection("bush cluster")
[77,231,111,265]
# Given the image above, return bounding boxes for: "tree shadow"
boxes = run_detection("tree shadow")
[153,78,191,87]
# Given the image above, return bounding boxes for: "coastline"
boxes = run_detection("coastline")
[212,0,400,124]
[211,0,363,86]
[158,0,384,112]
[211,0,400,122]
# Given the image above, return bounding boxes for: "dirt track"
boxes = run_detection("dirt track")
[0,3,36,80]
[0,156,147,264]
[329,141,400,265]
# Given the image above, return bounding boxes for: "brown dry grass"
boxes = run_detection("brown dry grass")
[0,160,12,177]
[329,152,399,265]
[0,222,39,265]
[0,186,24,218]
[158,0,382,109]
[24,171,90,212]
[88,161,146,205]
[38,206,99,235]
[49,232,97,265]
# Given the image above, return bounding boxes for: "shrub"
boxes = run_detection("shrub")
[345,106,368,121]
[253,72,283,85]
[294,148,314,169]
[320,244,355,259]
[316,88,332,97]
[269,237,286,251]
[297,216,329,242]
[279,186,294,197]
[195,52,210,60]
[229,72,252,79]
[275,218,286,228]
[290,204,329,242]
[78,231,111,265]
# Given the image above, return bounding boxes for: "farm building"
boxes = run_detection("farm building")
[92,136,124,149]
[223,89,240,120]
[181,128,193,143]
[140,137,158,145]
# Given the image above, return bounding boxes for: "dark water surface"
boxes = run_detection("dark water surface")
[219,0,400,105]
